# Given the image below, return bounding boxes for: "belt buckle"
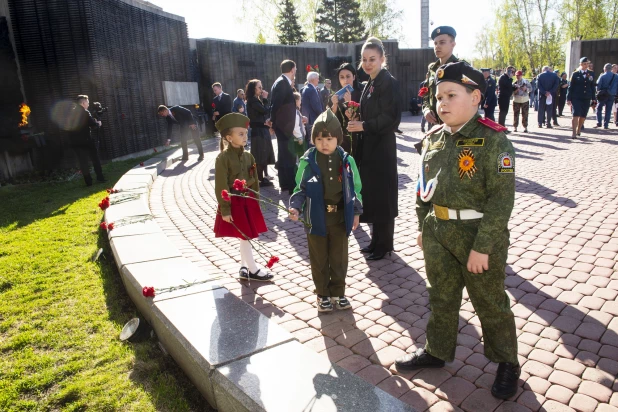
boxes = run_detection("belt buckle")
[434,205,449,220]
[326,205,338,213]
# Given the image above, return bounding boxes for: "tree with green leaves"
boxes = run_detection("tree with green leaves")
[277,0,306,45]
[315,0,366,43]
[360,0,403,40]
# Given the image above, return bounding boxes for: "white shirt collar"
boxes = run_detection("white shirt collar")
[443,117,473,134]
[283,74,293,86]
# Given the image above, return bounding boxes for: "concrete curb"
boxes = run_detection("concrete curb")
[104,143,415,411]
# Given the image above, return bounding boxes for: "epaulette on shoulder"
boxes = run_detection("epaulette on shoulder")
[425,124,444,136]
[477,117,508,132]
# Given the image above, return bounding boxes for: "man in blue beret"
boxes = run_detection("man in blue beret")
[422,26,459,126]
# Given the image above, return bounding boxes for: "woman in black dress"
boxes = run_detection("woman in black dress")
[328,62,363,157]
[245,79,275,186]
[347,37,400,260]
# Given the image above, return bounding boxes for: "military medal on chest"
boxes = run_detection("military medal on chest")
[458,148,477,179]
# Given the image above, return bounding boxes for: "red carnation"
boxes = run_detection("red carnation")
[306,64,312,72]
[266,256,280,269]
[232,179,247,191]
[99,201,109,210]
[153,148,158,153]
[142,286,156,297]
[140,162,144,166]
[106,188,112,194]
[105,196,109,202]
[221,190,231,202]
[314,65,319,70]
[418,87,429,97]
[107,222,115,230]
[212,103,216,108]
[100,222,108,230]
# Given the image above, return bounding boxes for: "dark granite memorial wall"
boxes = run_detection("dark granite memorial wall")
[196,39,329,110]
[8,0,191,160]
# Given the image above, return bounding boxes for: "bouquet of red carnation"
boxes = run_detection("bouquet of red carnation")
[418,87,429,97]
[347,101,360,120]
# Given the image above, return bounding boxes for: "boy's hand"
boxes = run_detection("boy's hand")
[222,215,233,223]
[417,233,423,249]
[352,215,360,230]
[467,250,489,274]
[289,208,299,221]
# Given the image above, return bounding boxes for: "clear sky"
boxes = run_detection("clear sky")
[145,0,493,59]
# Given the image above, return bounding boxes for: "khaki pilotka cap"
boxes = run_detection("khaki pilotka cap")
[215,113,250,132]
[311,109,343,144]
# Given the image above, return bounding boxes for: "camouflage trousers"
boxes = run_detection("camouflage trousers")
[422,214,518,364]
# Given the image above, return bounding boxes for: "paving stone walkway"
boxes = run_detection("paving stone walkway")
[149,111,618,412]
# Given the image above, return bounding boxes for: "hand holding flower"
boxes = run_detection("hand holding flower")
[222,215,233,223]
[289,208,299,221]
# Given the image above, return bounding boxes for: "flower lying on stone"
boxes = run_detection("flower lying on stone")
[107,222,115,230]
[140,162,144,167]
[98,197,110,210]
[100,222,108,230]
[142,286,155,297]
[106,188,119,194]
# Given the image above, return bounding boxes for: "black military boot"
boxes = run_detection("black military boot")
[491,362,520,399]
[395,347,445,370]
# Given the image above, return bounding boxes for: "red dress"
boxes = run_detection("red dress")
[213,146,267,239]
[214,192,267,239]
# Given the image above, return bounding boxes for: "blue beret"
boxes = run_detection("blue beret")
[580,57,589,63]
[480,68,491,72]
[431,26,456,40]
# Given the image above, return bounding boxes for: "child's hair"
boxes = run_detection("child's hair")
[311,110,343,145]
[293,91,301,101]
[219,129,231,151]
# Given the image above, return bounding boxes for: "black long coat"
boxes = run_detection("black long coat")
[358,69,401,222]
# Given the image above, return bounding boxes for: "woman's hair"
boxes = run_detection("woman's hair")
[245,79,260,100]
[360,36,388,69]
[336,62,360,91]
[219,129,231,151]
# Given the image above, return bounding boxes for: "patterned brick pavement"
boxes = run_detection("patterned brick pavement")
[150,112,618,412]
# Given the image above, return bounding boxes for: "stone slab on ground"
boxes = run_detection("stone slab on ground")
[110,232,181,267]
[213,340,415,412]
[154,288,295,369]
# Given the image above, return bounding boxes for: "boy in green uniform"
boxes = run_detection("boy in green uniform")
[396,62,520,400]
[289,110,363,312]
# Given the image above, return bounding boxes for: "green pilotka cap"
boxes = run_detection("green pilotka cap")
[311,109,343,144]
[215,113,250,132]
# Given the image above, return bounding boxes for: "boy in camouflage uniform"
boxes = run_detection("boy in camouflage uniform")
[396,62,520,400]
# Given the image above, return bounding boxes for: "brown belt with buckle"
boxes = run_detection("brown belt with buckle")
[326,205,338,213]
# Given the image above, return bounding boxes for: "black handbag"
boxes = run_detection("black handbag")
[596,74,615,101]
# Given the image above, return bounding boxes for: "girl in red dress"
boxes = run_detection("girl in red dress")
[213,113,274,281]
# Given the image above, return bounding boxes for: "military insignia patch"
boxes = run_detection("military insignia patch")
[456,138,485,147]
[436,68,445,79]
[461,74,478,86]
[429,141,445,150]
[498,152,514,173]
[458,148,477,179]
[437,28,441,34]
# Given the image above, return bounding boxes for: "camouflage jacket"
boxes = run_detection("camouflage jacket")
[416,114,515,254]
[422,54,460,123]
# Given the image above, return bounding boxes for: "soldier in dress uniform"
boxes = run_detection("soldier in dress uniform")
[396,61,520,400]
[566,57,596,138]
[481,68,497,121]
[422,26,459,126]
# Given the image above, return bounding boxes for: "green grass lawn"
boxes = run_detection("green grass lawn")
[0,158,212,411]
